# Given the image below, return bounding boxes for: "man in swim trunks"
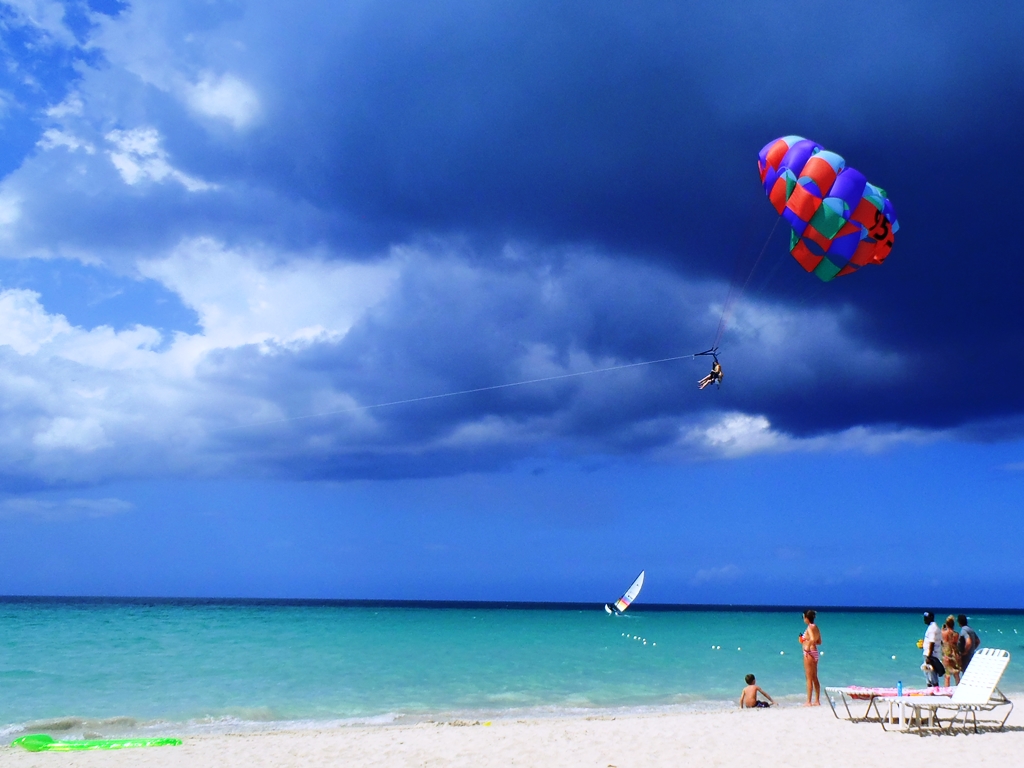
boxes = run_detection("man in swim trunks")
[739,674,774,708]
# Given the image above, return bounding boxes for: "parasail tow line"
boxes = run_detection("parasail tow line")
[218,353,698,433]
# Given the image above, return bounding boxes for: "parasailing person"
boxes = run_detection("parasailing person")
[698,358,723,390]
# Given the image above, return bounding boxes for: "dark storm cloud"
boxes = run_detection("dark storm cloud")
[259,0,1023,439]
[2,0,1024,486]
[234,0,1022,437]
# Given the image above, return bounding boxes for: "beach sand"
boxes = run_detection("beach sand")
[4,704,1022,767]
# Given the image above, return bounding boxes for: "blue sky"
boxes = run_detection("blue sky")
[0,0,1022,606]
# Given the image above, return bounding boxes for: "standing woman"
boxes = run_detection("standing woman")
[942,615,962,686]
[800,609,822,706]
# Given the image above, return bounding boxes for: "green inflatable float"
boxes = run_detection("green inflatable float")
[12,734,182,751]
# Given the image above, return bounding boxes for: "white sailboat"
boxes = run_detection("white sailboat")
[604,570,644,615]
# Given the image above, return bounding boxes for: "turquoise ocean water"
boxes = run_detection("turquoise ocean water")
[2,601,1022,738]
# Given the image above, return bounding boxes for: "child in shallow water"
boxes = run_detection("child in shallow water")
[739,674,774,708]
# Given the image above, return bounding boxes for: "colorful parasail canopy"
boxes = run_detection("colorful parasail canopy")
[758,136,898,282]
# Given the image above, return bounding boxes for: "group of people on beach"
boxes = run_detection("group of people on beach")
[740,609,982,710]
[922,611,981,687]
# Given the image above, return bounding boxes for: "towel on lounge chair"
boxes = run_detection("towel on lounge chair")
[843,685,953,700]
[825,685,954,721]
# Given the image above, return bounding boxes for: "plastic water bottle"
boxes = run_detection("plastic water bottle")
[897,680,903,697]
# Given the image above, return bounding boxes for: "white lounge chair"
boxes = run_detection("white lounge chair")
[825,685,951,722]
[872,648,1013,735]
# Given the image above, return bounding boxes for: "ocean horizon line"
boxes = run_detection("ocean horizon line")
[2,595,1022,614]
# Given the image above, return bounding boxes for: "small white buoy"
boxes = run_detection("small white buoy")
[892,655,897,660]
[652,643,656,647]
[780,651,785,655]
[643,641,647,645]
[737,647,742,651]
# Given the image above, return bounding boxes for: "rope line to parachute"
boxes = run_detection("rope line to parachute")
[217,353,700,433]
[711,203,764,351]
[712,216,780,349]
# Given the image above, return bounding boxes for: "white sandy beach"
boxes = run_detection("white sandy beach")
[4,704,1022,768]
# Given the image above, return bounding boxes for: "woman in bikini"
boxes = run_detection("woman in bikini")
[800,609,822,706]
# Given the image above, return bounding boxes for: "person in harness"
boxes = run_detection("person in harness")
[698,358,723,390]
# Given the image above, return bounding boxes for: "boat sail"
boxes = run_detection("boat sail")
[604,570,644,615]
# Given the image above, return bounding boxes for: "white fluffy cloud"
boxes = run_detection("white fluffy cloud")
[138,238,399,355]
[88,5,262,133]
[0,198,20,240]
[106,128,216,192]
[678,410,938,460]
[0,236,405,480]
[0,287,78,354]
[184,72,261,129]
[688,413,782,458]
[0,239,399,377]
[37,128,95,154]
[45,93,84,119]
[3,0,76,46]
